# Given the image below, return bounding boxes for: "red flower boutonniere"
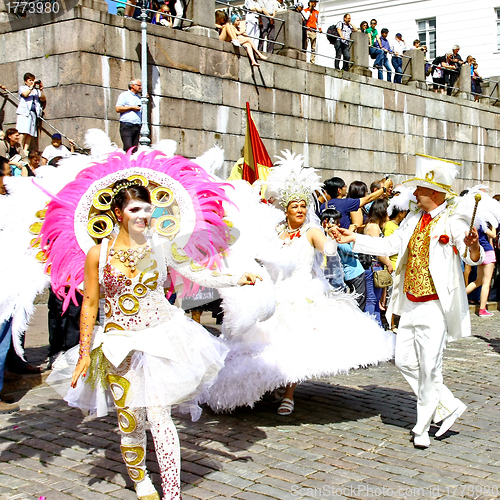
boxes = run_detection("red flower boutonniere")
[438,235,450,244]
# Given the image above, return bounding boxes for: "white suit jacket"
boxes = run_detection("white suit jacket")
[353,204,484,342]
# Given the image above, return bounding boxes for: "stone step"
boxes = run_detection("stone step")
[469,301,499,313]
[2,370,50,398]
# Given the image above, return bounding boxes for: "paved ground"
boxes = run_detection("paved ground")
[1,306,500,500]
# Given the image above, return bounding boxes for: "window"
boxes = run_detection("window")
[417,18,436,59]
[497,9,500,50]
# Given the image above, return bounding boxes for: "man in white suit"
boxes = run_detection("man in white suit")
[335,155,483,448]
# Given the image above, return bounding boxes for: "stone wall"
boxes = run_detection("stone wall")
[1,2,499,191]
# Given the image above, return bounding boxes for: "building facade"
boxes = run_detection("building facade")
[319,0,500,78]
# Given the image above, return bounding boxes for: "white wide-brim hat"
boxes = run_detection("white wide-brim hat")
[403,154,460,195]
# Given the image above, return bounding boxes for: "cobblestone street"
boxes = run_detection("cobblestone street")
[1,307,500,500]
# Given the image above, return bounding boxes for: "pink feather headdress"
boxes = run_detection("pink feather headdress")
[39,150,232,310]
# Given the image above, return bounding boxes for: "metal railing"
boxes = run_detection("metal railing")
[106,1,500,104]
[483,78,500,106]
[302,29,354,67]
[0,87,84,151]
[317,32,413,83]
[9,0,500,108]
[110,0,193,28]
[398,53,413,81]
[368,50,412,83]
[424,62,467,98]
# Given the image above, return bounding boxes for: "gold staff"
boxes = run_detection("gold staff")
[464,193,481,257]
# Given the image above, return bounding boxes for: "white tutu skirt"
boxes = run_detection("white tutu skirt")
[206,275,396,412]
[47,309,229,421]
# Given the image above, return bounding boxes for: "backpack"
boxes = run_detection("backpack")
[326,24,339,44]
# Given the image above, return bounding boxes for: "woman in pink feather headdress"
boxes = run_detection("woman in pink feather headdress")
[44,149,260,500]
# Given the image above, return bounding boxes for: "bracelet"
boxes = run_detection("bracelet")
[78,344,90,360]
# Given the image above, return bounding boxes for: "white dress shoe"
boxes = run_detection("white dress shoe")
[413,431,430,448]
[435,401,467,437]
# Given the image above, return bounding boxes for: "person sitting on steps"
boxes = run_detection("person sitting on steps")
[216,11,268,67]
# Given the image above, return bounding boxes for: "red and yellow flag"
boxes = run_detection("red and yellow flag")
[242,102,273,183]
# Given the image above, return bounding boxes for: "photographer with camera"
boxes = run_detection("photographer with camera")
[16,72,46,154]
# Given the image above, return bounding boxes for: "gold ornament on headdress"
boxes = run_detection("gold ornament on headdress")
[112,179,142,199]
[265,151,323,211]
[277,172,312,208]
[92,189,114,211]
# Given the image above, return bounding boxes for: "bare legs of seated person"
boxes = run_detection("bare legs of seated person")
[219,25,268,67]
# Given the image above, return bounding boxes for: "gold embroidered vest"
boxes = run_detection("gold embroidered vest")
[403,215,442,298]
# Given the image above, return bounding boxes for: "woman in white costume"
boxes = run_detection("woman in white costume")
[44,150,260,500]
[207,154,396,416]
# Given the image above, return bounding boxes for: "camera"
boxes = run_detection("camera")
[34,80,41,88]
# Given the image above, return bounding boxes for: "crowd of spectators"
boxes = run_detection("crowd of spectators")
[212,1,485,100]
[283,2,484,99]
[0,77,81,413]
[342,15,483,98]
[117,0,179,26]
[0,73,77,178]
[0,128,74,178]
[316,175,500,329]
[318,175,395,329]
[429,48,483,100]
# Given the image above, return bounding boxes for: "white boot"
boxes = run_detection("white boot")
[135,474,160,500]
[413,431,430,449]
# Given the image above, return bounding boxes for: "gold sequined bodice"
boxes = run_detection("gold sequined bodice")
[102,257,172,332]
[403,215,441,298]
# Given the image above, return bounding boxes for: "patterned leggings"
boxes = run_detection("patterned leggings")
[107,360,181,500]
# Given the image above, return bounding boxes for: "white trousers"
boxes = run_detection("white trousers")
[395,298,463,436]
[246,20,259,42]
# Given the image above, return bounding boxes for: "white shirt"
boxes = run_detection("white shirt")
[116,90,142,124]
[16,86,42,117]
[259,0,277,15]
[245,0,260,23]
[276,1,286,12]
[393,39,407,56]
[428,201,447,219]
[41,144,71,162]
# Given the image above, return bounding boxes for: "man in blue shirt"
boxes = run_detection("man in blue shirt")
[376,28,393,82]
[116,79,142,153]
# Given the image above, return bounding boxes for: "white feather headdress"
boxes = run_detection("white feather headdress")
[265,150,323,210]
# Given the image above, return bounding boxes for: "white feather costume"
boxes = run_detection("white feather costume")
[388,185,418,215]
[206,152,396,412]
[453,185,500,231]
[0,129,118,358]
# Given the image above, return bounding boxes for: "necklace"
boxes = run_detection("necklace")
[285,221,305,240]
[109,245,150,272]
